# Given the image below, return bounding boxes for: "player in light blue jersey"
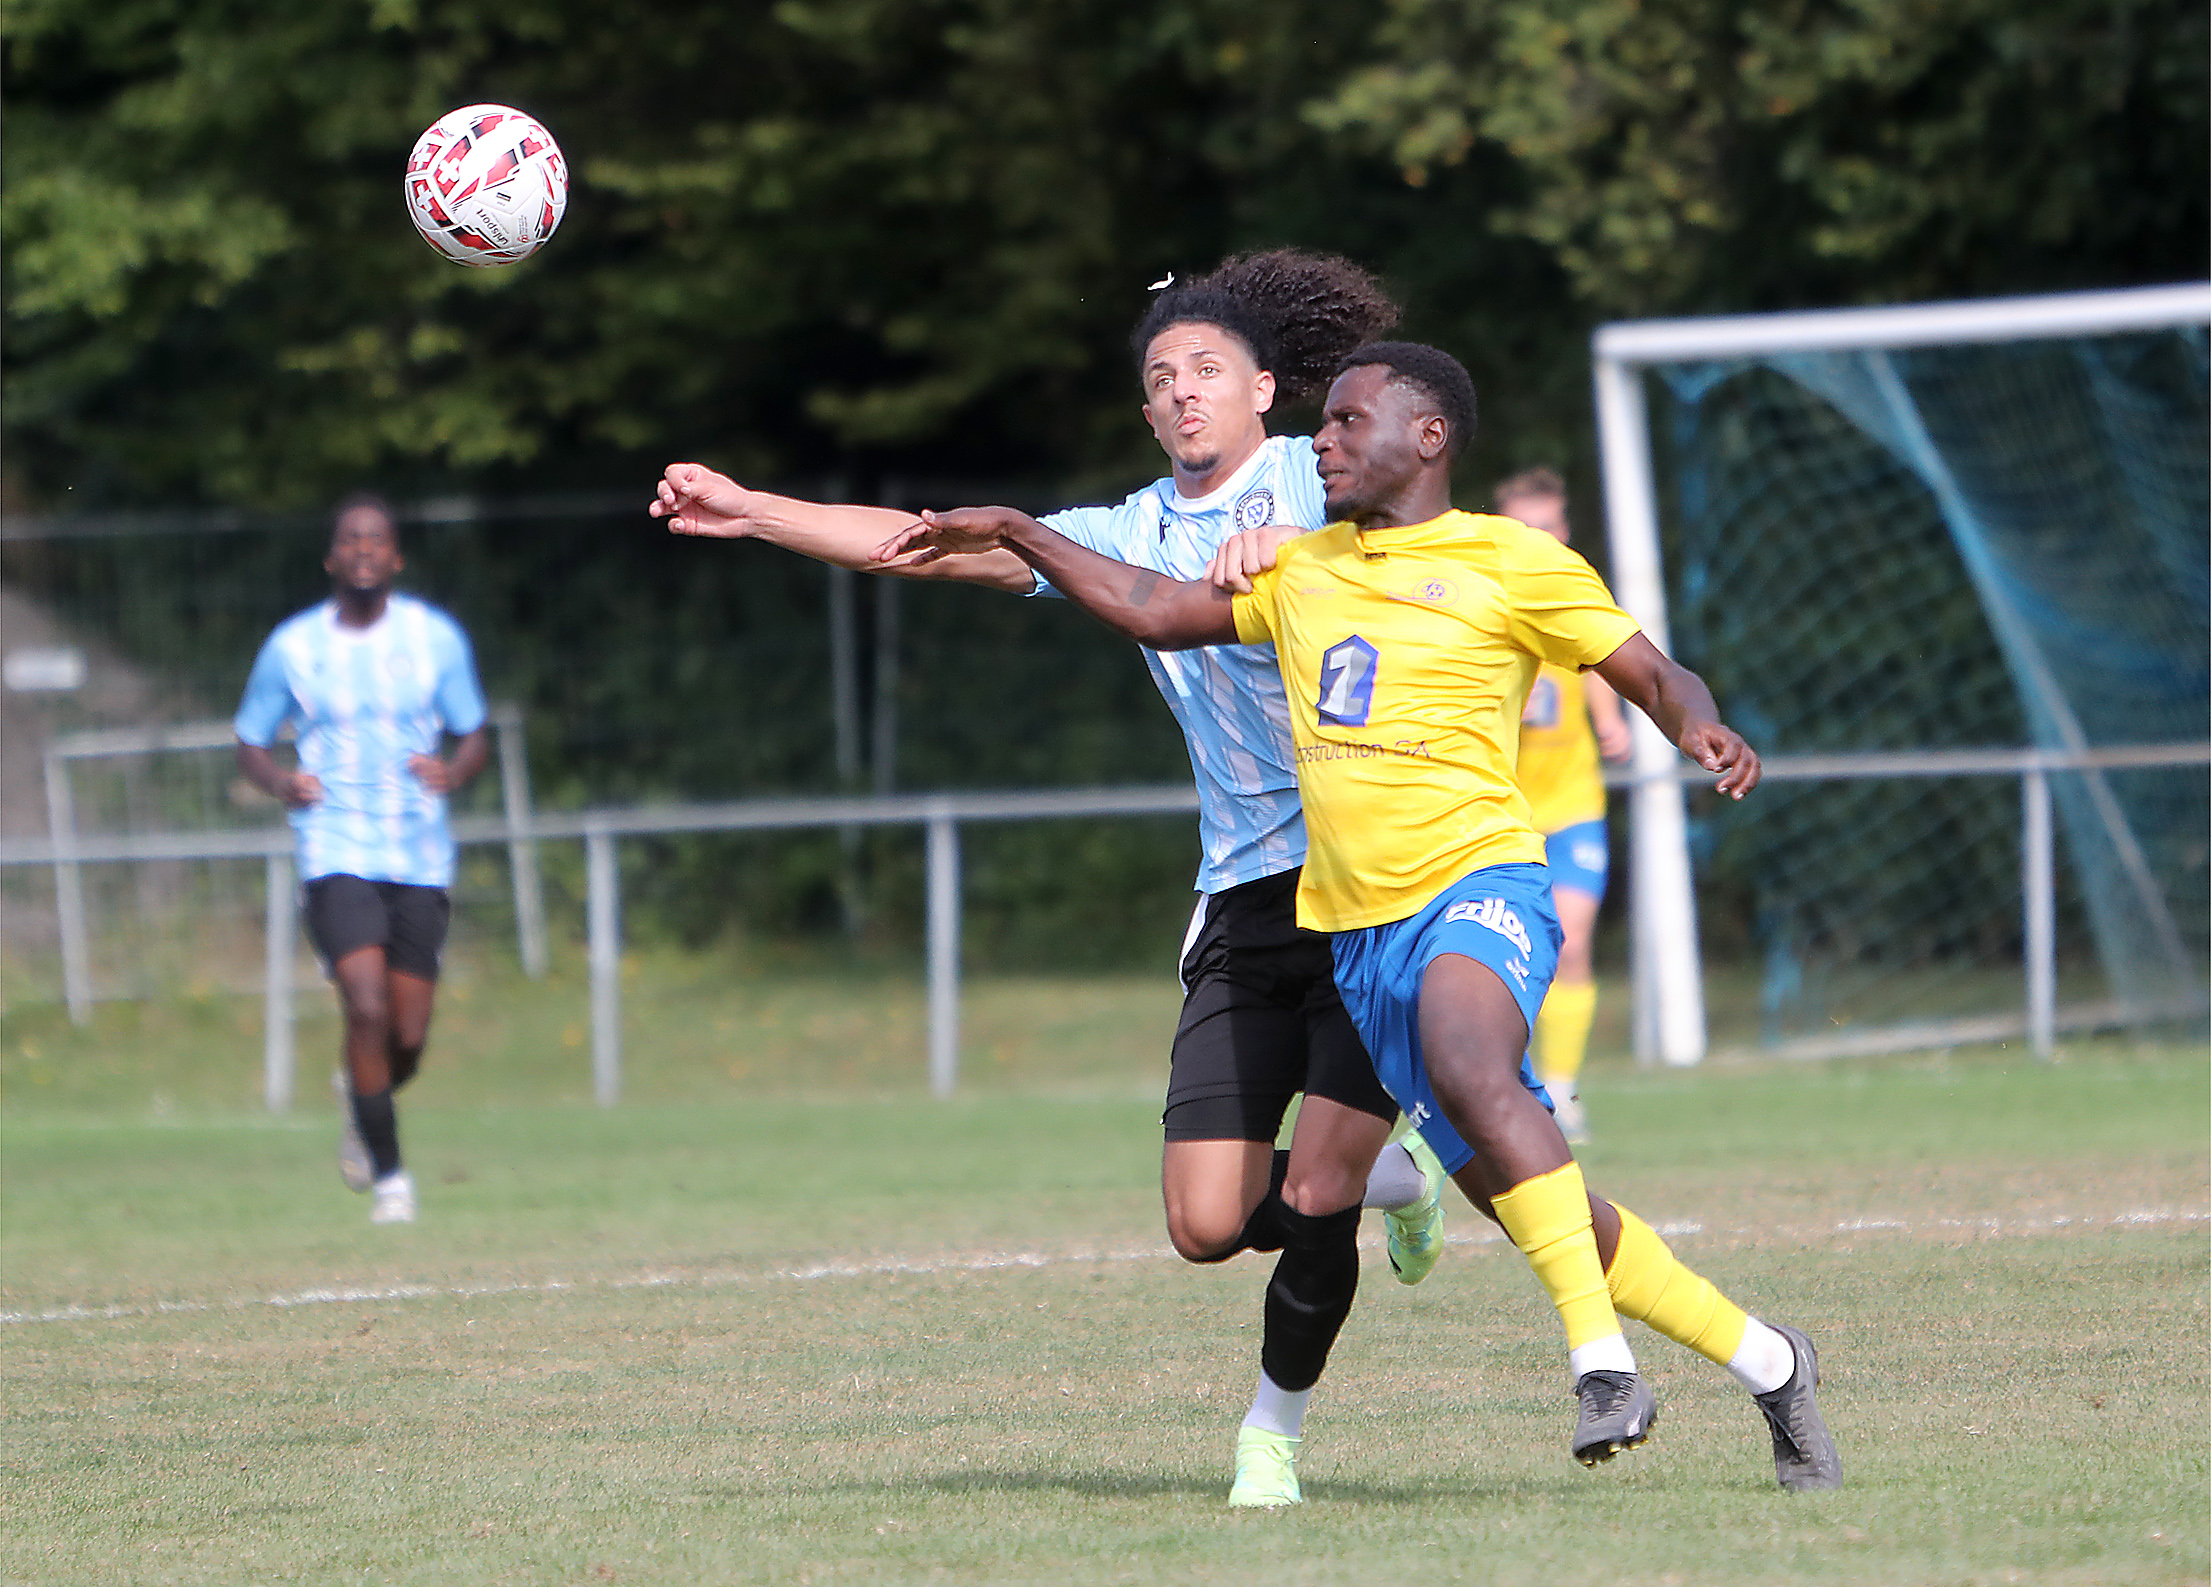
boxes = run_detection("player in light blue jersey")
[235,494,489,1225]
[651,252,1443,1506]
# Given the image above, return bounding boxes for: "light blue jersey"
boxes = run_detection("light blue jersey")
[234,593,488,888]
[1040,434,1324,894]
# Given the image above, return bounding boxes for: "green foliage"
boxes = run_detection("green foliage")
[1317,0,2209,315]
[5,0,2201,960]
[2,0,1414,505]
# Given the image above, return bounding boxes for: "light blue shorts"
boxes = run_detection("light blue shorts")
[1545,819,1610,900]
[1328,863,1562,1175]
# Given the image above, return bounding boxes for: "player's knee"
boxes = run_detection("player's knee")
[1165,1205,1246,1264]
[1280,1161,1365,1217]
[1555,939,1595,981]
[340,984,390,1033]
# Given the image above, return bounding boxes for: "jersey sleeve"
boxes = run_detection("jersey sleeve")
[432,618,490,735]
[232,634,297,746]
[1033,499,1147,601]
[1229,565,1282,646]
[1502,528,1642,670]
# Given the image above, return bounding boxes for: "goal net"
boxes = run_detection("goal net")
[1596,284,2211,1061]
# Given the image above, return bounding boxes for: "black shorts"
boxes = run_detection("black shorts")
[1162,867,1397,1143]
[303,875,452,981]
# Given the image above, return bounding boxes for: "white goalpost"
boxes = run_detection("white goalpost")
[1593,281,2211,1067]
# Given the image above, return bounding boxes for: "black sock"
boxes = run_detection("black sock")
[350,1087,402,1180]
[1229,1150,1294,1255]
[388,1044,423,1090]
[1259,1201,1363,1394]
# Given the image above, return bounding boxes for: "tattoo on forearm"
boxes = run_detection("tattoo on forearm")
[1127,570,1162,607]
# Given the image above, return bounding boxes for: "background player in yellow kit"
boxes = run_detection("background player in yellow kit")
[1492,467,1631,1142]
[875,342,1843,1488]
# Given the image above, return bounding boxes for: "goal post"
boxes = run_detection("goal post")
[1592,281,2211,1067]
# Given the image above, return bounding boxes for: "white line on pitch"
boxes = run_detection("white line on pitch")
[2,1206,2203,1330]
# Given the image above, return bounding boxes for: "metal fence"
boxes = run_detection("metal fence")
[0,741,2202,1111]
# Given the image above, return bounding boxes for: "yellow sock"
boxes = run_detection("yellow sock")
[1535,979,1597,1091]
[1604,1204,1749,1366]
[1491,1162,1620,1351]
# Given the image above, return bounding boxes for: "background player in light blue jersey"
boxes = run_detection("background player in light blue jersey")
[650,252,1441,1507]
[235,494,489,1226]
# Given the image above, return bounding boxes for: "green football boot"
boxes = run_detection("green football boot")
[1384,1129,1448,1286]
[1228,1426,1303,1508]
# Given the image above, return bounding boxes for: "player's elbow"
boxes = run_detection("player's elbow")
[1130,617,1208,651]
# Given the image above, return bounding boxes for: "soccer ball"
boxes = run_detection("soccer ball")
[404,104,568,267]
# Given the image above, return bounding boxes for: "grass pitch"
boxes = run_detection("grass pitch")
[2,960,2206,1585]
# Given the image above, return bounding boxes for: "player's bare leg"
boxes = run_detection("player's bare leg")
[385,969,436,1091]
[332,946,414,1223]
[1418,952,1652,1464]
[1161,1138,1276,1263]
[1279,1097,1391,1215]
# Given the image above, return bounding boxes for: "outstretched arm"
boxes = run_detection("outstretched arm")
[650,463,1036,593]
[876,507,1239,650]
[1591,633,1761,798]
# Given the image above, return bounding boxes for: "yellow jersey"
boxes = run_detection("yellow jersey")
[1231,510,1640,933]
[1518,662,1608,834]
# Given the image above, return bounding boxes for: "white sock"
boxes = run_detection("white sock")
[1361,1142,1426,1210]
[1726,1319,1797,1395]
[1567,1332,1637,1382]
[1242,1372,1310,1438]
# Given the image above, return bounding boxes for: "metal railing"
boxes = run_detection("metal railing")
[1686,741,2211,1063]
[38,704,547,1028]
[0,744,2202,1109]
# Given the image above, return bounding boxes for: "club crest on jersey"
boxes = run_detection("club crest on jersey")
[1233,487,1276,533]
[1443,895,1533,958]
[1390,576,1459,606]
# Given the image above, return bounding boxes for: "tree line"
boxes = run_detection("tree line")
[7,0,2200,511]
[3,0,2201,963]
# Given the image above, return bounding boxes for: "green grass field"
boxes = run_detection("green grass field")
[3,957,2207,1585]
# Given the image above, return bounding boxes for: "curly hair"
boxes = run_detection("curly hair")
[1131,249,1400,402]
[1337,341,1480,460]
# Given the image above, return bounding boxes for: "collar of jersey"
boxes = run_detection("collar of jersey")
[1349,508,1474,552]
[323,594,401,637]
[1167,435,1285,515]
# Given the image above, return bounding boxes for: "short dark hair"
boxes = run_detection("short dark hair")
[1493,466,1566,507]
[330,490,399,542]
[1336,341,1479,459]
[1132,250,1400,402]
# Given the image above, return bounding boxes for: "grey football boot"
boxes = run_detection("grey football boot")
[1754,1324,1843,1491]
[1571,1369,1657,1466]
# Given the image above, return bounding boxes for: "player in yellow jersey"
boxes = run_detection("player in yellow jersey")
[1494,467,1631,1143]
[877,342,1842,1488]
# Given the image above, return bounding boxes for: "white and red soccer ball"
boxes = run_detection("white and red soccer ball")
[404,104,567,266]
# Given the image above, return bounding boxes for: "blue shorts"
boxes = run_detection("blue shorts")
[1328,863,1563,1175]
[1545,819,1610,900]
